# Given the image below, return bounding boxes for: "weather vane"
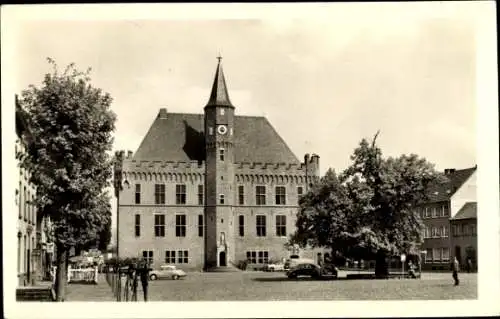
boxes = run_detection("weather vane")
[217,51,222,63]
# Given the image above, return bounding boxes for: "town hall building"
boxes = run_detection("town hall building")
[114,58,325,270]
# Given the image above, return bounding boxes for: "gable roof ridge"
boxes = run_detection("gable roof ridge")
[262,117,300,164]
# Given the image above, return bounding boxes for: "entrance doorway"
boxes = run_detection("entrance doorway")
[219,251,227,267]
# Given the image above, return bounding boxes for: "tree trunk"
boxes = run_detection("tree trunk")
[374,249,389,279]
[54,244,68,301]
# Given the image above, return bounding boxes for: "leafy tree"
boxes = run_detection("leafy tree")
[290,132,446,277]
[17,58,116,300]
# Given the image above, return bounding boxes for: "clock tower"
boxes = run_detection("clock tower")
[204,56,236,270]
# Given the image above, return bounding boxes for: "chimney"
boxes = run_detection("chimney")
[127,151,133,159]
[158,108,168,119]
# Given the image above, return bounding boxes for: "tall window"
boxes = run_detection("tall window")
[198,215,204,237]
[441,226,448,238]
[470,224,476,236]
[238,186,244,205]
[246,251,257,264]
[424,207,431,218]
[275,186,286,205]
[176,214,186,237]
[432,207,438,218]
[462,224,469,236]
[432,248,441,262]
[27,190,30,223]
[178,250,189,264]
[219,149,225,161]
[297,186,303,204]
[18,181,22,219]
[247,251,269,264]
[452,224,461,236]
[219,194,225,205]
[135,184,141,204]
[142,250,153,266]
[23,187,27,221]
[425,248,433,263]
[441,248,450,262]
[165,250,176,264]
[276,215,287,237]
[256,186,266,205]
[154,214,165,237]
[198,185,204,205]
[238,215,244,237]
[176,184,186,205]
[256,215,266,237]
[31,194,35,225]
[135,214,141,237]
[154,184,165,204]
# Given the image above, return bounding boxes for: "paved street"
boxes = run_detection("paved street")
[62,271,476,301]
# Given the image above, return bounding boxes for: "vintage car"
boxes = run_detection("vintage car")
[286,262,338,280]
[149,265,187,280]
[264,263,285,272]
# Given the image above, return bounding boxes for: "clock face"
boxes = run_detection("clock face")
[217,125,228,135]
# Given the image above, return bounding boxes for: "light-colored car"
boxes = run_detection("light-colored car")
[149,265,186,280]
[284,257,315,271]
[265,263,285,272]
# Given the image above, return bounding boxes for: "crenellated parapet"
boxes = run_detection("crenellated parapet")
[120,159,206,186]
[234,161,319,185]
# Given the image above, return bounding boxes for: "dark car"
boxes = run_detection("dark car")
[286,262,338,280]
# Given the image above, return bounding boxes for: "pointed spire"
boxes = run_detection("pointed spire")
[205,55,234,109]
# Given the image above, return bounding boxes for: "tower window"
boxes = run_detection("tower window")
[198,214,204,237]
[154,184,165,204]
[239,215,244,237]
[176,184,186,205]
[135,214,141,237]
[176,214,186,237]
[238,185,244,205]
[219,149,225,161]
[275,186,286,205]
[256,186,266,205]
[220,108,225,115]
[208,127,214,135]
[197,185,204,205]
[219,194,225,205]
[135,184,141,204]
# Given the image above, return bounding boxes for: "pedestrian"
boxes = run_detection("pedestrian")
[139,260,150,301]
[467,258,472,273]
[452,256,460,286]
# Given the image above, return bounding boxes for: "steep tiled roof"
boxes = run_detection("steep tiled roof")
[452,202,477,220]
[132,111,301,164]
[426,167,476,203]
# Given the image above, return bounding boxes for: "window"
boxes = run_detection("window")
[31,194,35,225]
[424,207,431,218]
[219,149,225,161]
[176,214,186,237]
[470,224,476,236]
[441,226,448,238]
[18,182,22,219]
[247,251,257,264]
[135,184,141,204]
[256,215,266,237]
[198,185,204,205]
[178,250,189,264]
[135,214,141,237]
[297,186,303,198]
[258,251,269,264]
[176,184,186,205]
[432,248,441,262]
[165,250,176,264]
[239,215,244,237]
[23,187,27,221]
[208,127,213,135]
[238,186,244,205]
[423,226,430,239]
[198,215,204,237]
[256,186,266,205]
[432,227,441,238]
[154,184,165,204]
[275,186,286,205]
[425,249,433,263]
[219,194,225,205]
[27,190,30,223]
[441,248,450,262]
[220,108,225,115]
[154,214,165,237]
[432,207,438,218]
[142,250,153,266]
[441,204,449,217]
[462,224,469,236]
[276,215,287,237]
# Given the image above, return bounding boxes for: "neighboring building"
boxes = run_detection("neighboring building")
[418,166,477,270]
[15,95,54,285]
[450,202,477,271]
[115,58,326,270]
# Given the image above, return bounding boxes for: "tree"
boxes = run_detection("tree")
[289,132,446,277]
[17,58,116,300]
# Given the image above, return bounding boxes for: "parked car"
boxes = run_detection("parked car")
[286,262,338,280]
[149,265,186,280]
[284,257,315,271]
[265,263,285,272]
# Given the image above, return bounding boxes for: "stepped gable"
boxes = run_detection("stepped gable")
[132,111,300,165]
[426,166,476,203]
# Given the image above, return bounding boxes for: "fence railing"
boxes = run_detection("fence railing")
[67,266,98,284]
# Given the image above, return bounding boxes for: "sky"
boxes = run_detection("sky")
[5,3,484,243]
